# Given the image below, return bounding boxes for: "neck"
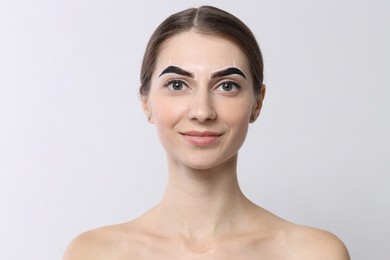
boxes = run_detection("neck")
[153,154,253,240]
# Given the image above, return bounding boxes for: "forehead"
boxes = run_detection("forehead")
[155,31,249,73]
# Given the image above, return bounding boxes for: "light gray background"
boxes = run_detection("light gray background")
[0,0,389,259]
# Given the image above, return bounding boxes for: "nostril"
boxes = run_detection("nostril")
[187,95,216,122]
[188,108,216,122]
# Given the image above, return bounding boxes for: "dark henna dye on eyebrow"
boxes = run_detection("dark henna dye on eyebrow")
[159,66,194,78]
[211,67,246,79]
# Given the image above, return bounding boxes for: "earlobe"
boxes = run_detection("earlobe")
[141,95,153,123]
[250,84,266,123]
[146,112,151,122]
[249,109,260,123]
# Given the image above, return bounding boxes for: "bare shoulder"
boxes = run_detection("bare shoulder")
[287,224,350,260]
[62,222,139,260]
[63,226,116,260]
[251,207,349,259]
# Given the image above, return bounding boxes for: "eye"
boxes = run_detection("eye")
[216,81,241,92]
[164,80,187,91]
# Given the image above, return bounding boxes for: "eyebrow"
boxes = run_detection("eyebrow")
[211,67,246,79]
[158,65,247,79]
[159,66,194,78]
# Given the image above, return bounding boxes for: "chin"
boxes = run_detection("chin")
[174,154,238,171]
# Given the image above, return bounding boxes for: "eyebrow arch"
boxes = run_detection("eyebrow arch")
[211,67,246,79]
[159,66,194,78]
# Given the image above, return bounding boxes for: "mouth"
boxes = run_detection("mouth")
[180,131,223,147]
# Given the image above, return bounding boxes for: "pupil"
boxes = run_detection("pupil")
[223,82,232,91]
[173,82,182,90]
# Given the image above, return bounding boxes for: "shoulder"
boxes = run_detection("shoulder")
[249,208,350,259]
[62,226,114,260]
[287,225,350,260]
[62,223,138,260]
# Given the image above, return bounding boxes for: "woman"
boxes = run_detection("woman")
[64,6,349,259]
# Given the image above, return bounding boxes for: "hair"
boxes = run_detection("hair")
[140,5,264,96]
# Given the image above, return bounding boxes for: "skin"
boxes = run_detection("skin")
[63,31,350,260]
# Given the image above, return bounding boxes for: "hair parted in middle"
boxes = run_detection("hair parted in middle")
[140,5,264,97]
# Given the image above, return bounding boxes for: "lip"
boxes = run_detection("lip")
[181,131,223,147]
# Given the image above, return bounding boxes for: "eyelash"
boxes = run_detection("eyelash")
[216,80,241,92]
[163,79,241,93]
[163,79,188,91]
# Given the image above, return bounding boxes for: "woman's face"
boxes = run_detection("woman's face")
[143,31,264,169]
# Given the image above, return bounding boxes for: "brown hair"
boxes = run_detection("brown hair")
[140,5,264,96]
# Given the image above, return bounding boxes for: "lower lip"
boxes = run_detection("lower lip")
[182,134,221,147]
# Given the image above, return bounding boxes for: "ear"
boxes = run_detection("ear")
[141,95,154,123]
[250,84,266,123]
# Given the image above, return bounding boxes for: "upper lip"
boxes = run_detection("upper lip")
[181,130,222,137]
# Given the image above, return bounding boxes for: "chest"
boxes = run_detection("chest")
[118,237,289,260]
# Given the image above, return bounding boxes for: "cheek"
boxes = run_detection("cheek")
[150,101,177,150]
[222,98,253,125]
[232,110,251,137]
[150,97,185,135]
[222,100,253,142]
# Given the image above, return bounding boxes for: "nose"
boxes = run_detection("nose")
[187,89,216,122]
